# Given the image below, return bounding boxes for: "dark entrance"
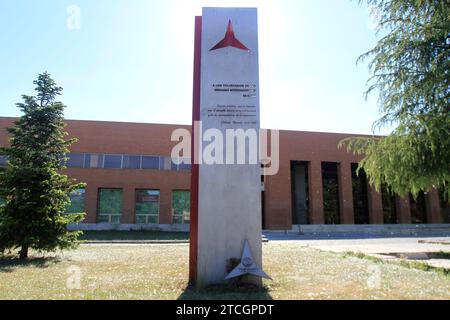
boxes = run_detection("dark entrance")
[261,165,266,229]
[381,185,397,224]
[291,161,309,224]
[439,187,450,223]
[351,163,369,224]
[261,190,266,229]
[410,191,427,223]
[322,162,340,224]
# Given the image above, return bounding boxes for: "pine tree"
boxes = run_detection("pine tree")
[0,72,85,259]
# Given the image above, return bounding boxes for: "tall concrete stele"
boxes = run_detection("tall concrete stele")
[190,7,263,287]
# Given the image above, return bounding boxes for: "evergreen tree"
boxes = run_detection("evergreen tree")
[341,0,450,198]
[0,72,85,259]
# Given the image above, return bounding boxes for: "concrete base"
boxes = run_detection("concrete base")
[68,223,190,232]
[271,224,450,236]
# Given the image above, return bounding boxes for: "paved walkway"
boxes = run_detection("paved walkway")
[263,232,450,268]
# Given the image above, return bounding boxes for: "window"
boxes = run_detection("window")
[172,190,190,224]
[56,153,191,171]
[65,188,85,214]
[382,185,397,224]
[171,159,178,171]
[66,153,84,168]
[135,189,160,224]
[141,156,160,170]
[85,154,104,168]
[291,161,309,225]
[161,157,172,170]
[322,162,340,224]
[439,187,450,223]
[97,188,123,223]
[172,157,191,171]
[180,163,191,171]
[104,154,122,169]
[351,163,369,224]
[123,155,141,169]
[410,192,427,223]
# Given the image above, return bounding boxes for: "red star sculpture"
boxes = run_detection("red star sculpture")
[210,20,250,52]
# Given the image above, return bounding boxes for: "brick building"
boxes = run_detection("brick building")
[0,116,448,230]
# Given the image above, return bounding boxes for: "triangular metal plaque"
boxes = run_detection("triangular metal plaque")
[225,240,272,280]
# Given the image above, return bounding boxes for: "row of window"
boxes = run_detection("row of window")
[0,154,191,171]
[65,153,191,171]
[66,188,190,224]
[291,161,450,224]
[322,162,433,224]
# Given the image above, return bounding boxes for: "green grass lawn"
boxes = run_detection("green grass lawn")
[78,231,189,241]
[0,242,449,300]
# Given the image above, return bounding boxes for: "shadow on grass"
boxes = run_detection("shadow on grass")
[0,256,62,273]
[178,282,273,300]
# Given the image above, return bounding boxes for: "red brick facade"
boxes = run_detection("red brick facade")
[0,117,445,229]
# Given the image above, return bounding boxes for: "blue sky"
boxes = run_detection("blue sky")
[0,0,388,135]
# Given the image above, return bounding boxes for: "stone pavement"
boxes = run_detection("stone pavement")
[263,232,450,269]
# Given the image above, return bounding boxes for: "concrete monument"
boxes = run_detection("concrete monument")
[190,7,268,287]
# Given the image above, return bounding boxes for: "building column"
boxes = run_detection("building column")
[425,189,441,223]
[308,161,324,224]
[159,187,172,224]
[367,185,384,224]
[396,195,411,224]
[84,184,98,223]
[122,187,135,224]
[338,162,354,224]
